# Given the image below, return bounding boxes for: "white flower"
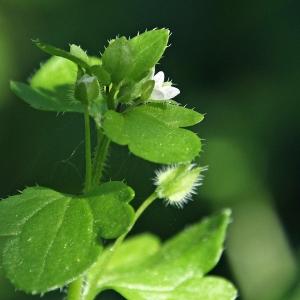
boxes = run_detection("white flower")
[150,71,180,100]
[154,164,207,208]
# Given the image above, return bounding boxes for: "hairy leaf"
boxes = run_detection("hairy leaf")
[33,40,90,70]
[102,37,133,83]
[128,29,170,80]
[11,56,106,119]
[103,103,202,164]
[87,182,135,239]
[0,182,135,293]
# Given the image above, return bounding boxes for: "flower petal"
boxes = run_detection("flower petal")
[153,71,165,86]
[150,88,166,100]
[162,86,180,99]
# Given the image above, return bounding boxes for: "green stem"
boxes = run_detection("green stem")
[66,277,84,300]
[84,107,92,193]
[83,192,158,300]
[91,130,110,188]
[67,108,93,300]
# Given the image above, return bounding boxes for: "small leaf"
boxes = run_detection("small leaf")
[103,103,202,164]
[93,210,237,300]
[11,56,106,119]
[33,40,90,70]
[102,37,133,83]
[0,182,135,293]
[70,44,89,65]
[128,29,170,80]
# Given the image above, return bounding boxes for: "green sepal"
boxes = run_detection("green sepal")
[90,65,111,86]
[141,80,155,100]
[75,75,100,104]
[117,81,136,103]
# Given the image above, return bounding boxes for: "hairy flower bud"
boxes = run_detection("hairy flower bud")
[154,164,207,207]
[75,74,100,104]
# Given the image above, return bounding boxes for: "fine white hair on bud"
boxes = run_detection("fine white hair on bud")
[154,164,207,208]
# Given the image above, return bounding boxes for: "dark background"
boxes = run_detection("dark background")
[0,0,299,299]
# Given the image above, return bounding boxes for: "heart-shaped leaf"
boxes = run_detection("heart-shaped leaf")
[0,182,135,293]
[103,103,203,164]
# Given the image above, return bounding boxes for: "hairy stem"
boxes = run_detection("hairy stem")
[67,84,125,300]
[91,130,110,187]
[83,107,92,193]
[83,192,158,300]
[66,277,84,300]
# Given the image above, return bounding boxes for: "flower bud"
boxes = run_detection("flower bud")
[154,164,207,207]
[75,74,100,104]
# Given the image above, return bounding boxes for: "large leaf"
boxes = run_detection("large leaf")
[128,29,170,80]
[0,182,135,293]
[103,103,203,164]
[90,211,237,300]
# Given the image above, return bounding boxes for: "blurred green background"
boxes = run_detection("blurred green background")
[0,0,299,299]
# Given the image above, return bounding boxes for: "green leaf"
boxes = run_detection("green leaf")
[87,234,161,281]
[93,210,237,300]
[70,44,89,65]
[90,65,111,86]
[128,29,170,80]
[114,276,237,300]
[33,40,90,70]
[103,110,128,145]
[103,103,202,164]
[11,56,106,120]
[31,55,77,90]
[102,37,133,83]
[103,234,160,271]
[0,182,135,293]
[136,102,204,127]
[87,182,135,239]
[0,187,101,293]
